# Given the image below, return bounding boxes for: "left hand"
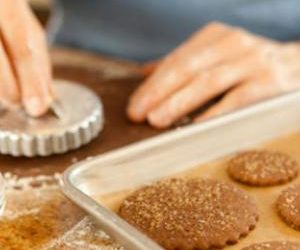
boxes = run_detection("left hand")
[0,0,53,117]
[127,22,300,128]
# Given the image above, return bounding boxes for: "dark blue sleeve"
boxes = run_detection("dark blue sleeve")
[48,0,300,61]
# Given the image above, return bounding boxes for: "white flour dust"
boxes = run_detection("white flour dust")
[0,173,123,250]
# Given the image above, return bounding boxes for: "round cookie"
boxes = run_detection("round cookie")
[242,241,300,250]
[227,150,299,186]
[119,178,259,250]
[277,185,300,230]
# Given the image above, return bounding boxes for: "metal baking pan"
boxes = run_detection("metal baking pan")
[62,91,300,250]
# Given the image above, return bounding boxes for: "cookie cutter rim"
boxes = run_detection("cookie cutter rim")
[0,80,104,157]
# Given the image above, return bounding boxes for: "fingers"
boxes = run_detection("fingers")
[127,22,233,122]
[128,23,264,123]
[0,0,53,117]
[147,52,265,128]
[0,36,20,107]
[195,73,280,122]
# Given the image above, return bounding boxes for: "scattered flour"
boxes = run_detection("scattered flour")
[0,173,123,250]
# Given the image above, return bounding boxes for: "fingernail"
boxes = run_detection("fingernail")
[24,97,46,117]
[127,98,148,122]
[127,105,144,122]
[194,114,210,123]
[148,110,171,129]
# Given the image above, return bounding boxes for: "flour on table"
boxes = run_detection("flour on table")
[0,173,123,250]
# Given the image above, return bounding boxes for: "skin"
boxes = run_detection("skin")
[0,0,52,117]
[127,22,300,128]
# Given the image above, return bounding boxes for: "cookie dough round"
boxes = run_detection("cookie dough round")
[227,151,299,186]
[242,241,300,250]
[277,185,300,230]
[119,178,259,250]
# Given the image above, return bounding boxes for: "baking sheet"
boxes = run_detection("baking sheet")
[98,132,300,249]
[63,91,300,250]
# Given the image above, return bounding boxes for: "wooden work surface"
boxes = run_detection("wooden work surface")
[0,47,161,177]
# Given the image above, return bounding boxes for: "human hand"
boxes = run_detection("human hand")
[0,0,52,116]
[127,22,300,128]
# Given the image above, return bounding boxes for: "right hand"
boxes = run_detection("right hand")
[0,0,53,117]
[127,22,300,128]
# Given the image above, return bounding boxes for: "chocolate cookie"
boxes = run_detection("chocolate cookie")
[277,185,300,230]
[227,151,299,186]
[119,178,259,250]
[242,241,300,250]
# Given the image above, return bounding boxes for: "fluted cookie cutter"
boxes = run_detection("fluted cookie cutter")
[0,80,104,157]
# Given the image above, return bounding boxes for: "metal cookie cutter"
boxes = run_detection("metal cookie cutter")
[0,80,104,157]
